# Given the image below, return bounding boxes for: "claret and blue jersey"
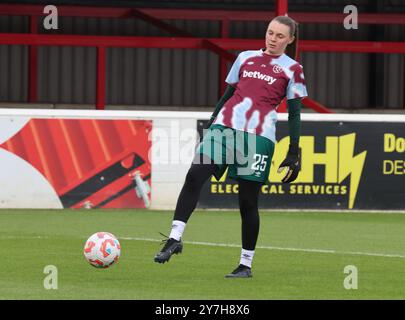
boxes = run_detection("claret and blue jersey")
[213,49,308,143]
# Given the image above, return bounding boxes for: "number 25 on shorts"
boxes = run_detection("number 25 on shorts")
[251,154,268,172]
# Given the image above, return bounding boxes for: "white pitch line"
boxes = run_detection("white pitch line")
[2,235,404,259]
[0,236,47,239]
[121,237,405,259]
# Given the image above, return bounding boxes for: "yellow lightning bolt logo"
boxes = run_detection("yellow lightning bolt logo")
[338,133,367,209]
[209,132,367,209]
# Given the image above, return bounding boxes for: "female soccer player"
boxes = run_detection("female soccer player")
[154,15,308,278]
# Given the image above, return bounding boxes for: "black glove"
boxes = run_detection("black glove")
[277,143,300,183]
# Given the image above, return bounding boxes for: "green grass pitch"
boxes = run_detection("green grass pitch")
[1,209,405,299]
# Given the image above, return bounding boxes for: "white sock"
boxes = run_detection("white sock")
[169,220,186,241]
[240,248,255,268]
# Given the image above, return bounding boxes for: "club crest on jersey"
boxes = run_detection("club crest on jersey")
[242,70,277,85]
[272,64,283,74]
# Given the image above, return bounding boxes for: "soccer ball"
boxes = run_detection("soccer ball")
[83,232,121,268]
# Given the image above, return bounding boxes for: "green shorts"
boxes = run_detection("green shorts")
[196,124,275,183]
